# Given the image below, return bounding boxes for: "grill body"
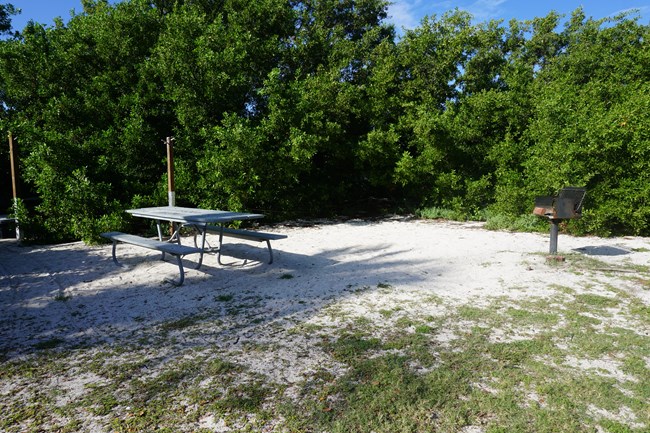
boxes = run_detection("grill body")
[533,187,586,254]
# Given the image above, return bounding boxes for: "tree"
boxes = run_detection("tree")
[153,0,396,217]
[0,0,166,241]
[0,3,17,35]
[393,10,514,216]
[489,9,650,235]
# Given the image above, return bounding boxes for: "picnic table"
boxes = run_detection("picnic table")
[102,206,287,285]
[128,206,264,266]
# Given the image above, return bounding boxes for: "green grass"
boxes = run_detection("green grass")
[416,207,561,233]
[279,281,650,432]
[54,292,71,302]
[159,314,207,332]
[215,294,234,302]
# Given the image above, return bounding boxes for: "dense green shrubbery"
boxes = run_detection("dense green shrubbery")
[0,0,648,242]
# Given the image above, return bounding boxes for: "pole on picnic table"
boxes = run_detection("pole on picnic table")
[166,137,176,238]
[166,136,175,207]
[8,132,21,241]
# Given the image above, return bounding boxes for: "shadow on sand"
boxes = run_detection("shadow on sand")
[0,229,439,359]
[573,245,631,256]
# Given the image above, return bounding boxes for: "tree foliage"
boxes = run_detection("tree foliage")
[493,10,650,235]
[0,3,17,36]
[0,1,648,241]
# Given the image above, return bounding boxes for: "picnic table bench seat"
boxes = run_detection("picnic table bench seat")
[203,225,287,264]
[101,231,202,286]
[0,214,15,223]
[0,215,16,239]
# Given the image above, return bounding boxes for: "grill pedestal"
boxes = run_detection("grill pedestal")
[549,219,560,254]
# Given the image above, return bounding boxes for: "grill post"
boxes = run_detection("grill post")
[549,219,560,254]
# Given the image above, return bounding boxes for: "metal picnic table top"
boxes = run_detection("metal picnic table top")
[126,206,264,225]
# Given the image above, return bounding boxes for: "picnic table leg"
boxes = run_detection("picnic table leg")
[110,241,126,267]
[170,222,181,244]
[194,223,207,270]
[155,220,166,261]
[163,255,185,286]
[265,239,274,264]
[189,226,210,270]
[217,225,225,265]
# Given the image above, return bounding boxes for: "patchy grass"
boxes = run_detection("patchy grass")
[159,314,206,332]
[54,292,71,302]
[2,261,649,432]
[214,294,234,302]
[280,288,649,433]
[484,212,547,232]
[33,338,65,351]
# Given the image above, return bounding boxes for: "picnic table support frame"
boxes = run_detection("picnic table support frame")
[109,240,186,286]
[154,219,207,269]
[195,224,286,264]
[102,231,202,286]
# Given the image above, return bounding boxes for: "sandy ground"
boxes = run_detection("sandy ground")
[1,217,649,431]
[1,217,649,358]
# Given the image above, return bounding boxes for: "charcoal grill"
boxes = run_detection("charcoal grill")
[533,187,586,254]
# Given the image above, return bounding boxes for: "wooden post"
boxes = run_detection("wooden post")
[166,136,175,207]
[8,132,21,241]
[166,136,175,238]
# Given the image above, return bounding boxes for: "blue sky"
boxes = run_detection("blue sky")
[390,0,649,30]
[7,0,650,33]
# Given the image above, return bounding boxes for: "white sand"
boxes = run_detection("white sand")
[1,217,648,354]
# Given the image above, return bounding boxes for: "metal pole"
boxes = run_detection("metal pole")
[549,219,559,254]
[166,136,175,207]
[8,132,21,241]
